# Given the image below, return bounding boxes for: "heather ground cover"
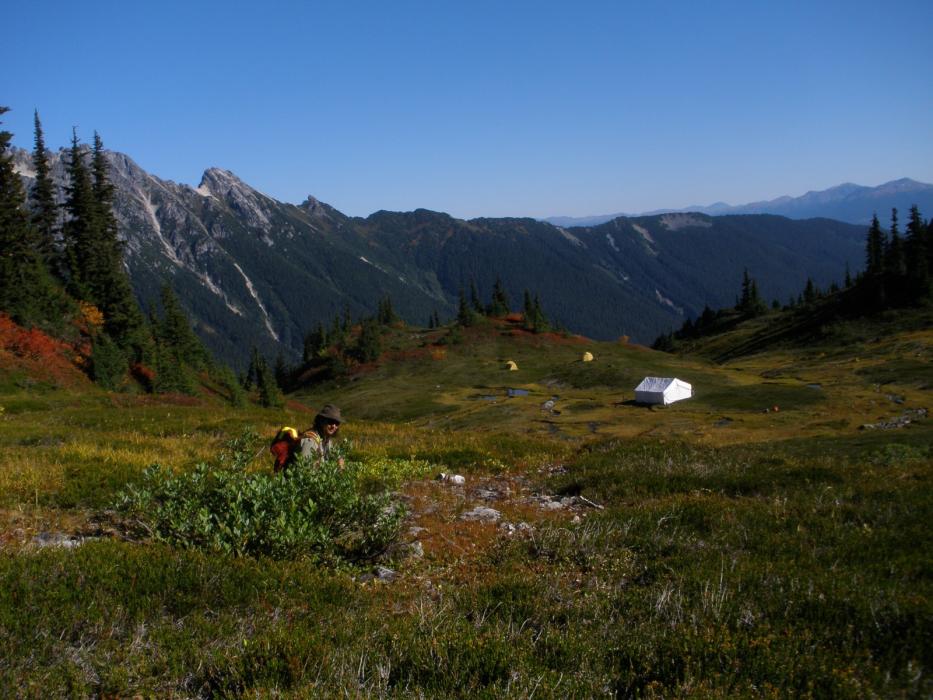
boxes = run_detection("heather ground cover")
[0,323,930,697]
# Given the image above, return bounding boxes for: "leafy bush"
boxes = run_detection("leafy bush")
[117,434,407,561]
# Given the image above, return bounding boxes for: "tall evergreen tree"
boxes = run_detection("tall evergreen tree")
[354,317,382,362]
[488,276,509,316]
[30,110,58,269]
[303,322,327,362]
[61,129,97,301]
[0,107,58,325]
[865,213,885,276]
[154,284,210,371]
[531,294,550,333]
[90,132,145,351]
[470,279,483,314]
[905,205,930,297]
[522,289,534,322]
[884,208,906,278]
[377,294,398,325]
[457,288,474,327]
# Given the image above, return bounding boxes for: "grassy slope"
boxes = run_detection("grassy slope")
[0,316,930,697]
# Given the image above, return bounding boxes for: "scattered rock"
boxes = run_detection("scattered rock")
[499,522,534,536]
[374,566,397,582]
[32,533,96,549]
[408,526,427,536]
[860,408,927,431]
[715,418,733,427]
[474,488,503,501]
[459,506,501,522]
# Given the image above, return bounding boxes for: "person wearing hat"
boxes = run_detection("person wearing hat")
[299,404,343,464]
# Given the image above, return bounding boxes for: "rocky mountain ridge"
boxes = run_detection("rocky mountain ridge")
[13,148,867,367]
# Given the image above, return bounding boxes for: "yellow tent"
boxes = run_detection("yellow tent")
[505,360,518,371]
[582,352,594,362]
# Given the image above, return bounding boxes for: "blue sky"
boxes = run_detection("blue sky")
[4,0,933,218]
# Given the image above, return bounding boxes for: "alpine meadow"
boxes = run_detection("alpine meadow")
[2,2,933,696]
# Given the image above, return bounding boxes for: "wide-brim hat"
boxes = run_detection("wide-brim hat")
[317,404,342,424]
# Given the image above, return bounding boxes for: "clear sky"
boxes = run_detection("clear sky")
[4,0,933,219]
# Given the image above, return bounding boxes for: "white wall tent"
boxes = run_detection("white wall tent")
[634,377,693,405]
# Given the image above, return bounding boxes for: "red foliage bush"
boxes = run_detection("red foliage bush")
[0,314,90,387]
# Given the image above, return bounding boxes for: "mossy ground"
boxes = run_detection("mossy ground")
[1,319,930,697]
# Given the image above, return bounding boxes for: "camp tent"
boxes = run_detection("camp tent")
[634,377,692,405]
[582,352,594,362]
[505,360,518,371]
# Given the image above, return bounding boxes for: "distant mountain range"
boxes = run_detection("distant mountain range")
[14,148,868,367]
[545,178,933,228]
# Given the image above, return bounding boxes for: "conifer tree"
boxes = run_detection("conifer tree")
[905,205,930,297]
[884,208,906,278]
[154,284,210,371]
[457,288,474,327]
[803,278,817,304]
[739,268,752,311]
[377,294,398,325]
[0,107,59,325]
[256,357,284,408]
[303,323,326,362]
[531,294,550,333]
[354,317,382,363]
[90,132,145,351]
[523,289,534,323]
[470,279,483,314]
[61,129,97,300]
[30,110,58,269]
[274,352,290,390]
[865,214,885,276]
[488,276,509,316]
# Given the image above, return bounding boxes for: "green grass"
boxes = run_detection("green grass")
[1,319,931,696]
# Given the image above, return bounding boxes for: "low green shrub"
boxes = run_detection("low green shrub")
[117,436,408,562]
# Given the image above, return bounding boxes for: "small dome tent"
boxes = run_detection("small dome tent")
[582,352,594,362]
[505,360,519,371]
[634,377,692,405]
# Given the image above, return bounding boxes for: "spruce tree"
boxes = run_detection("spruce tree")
[0,107,58,325]
[884,208,906,279]
[489,277,509,316]
[30,110,58,269]
[739,268,752,311]
[256,357,284,408]
[354,317,382,362]
[803,278,817,304]
[905,205,930,298]
[154,284,210,370]
[865,214,885,276]
[303,323,326,362]
[470,279,483,314]
[531,294,550,333]
[456,288,474,327]
[522,289,534,326]
[90,132,145,351]
[62,129,97,300]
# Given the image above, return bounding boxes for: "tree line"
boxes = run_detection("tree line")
[653,206,933,351]
[0,106,255,401]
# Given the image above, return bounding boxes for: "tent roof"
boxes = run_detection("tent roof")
[635,377,691,392]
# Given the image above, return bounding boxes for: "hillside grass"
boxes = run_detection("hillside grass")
[0,321,930,696]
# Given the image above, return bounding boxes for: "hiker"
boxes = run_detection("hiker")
[299,404,343,465]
